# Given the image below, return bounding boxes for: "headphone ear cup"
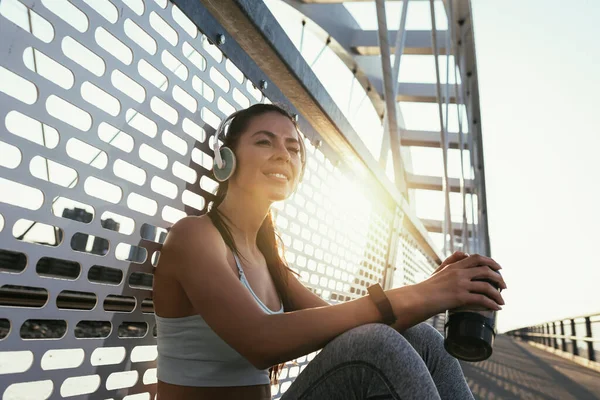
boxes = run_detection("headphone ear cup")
[213,146,236,182]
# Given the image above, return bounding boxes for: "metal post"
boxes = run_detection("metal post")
[380,0,410,166]
[429,0,454,254]
[552,322,558,349]
[560,320,567,352]
[571,319,579,356]
[585,317,596,362]
[375,0,407,193]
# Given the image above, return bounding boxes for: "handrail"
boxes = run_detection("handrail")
[506,313,599,363]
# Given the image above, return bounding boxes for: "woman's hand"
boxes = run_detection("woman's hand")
[387,253,507,324]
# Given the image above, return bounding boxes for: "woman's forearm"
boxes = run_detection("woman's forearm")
[258,285,424,369]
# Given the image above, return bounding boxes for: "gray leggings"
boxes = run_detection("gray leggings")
[280,322,475,400]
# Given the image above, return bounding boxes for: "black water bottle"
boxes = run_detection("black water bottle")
[444,272,501,362]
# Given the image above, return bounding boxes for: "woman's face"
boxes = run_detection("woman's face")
[229,111,303,202]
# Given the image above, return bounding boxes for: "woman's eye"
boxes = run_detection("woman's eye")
[257,140,271,146]
[289,148,301,154]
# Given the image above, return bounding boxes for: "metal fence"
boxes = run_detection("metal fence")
[0,0,439,398]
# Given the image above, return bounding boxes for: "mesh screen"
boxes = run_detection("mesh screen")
[0,0,435,398]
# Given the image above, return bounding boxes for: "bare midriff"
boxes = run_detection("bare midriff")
[157,380,272,400]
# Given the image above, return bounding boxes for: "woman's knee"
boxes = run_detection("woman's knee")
[328,323,413,361]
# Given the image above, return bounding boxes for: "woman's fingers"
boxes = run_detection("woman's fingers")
[466,293,502,311]
[453,254,502,272]
[468,281,505,306]
[433,251,469,274]
[469,266,507,289]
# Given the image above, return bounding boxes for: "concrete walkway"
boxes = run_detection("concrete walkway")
[461,335,600,400]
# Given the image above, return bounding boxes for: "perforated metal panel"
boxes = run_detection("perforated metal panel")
[0,0,427,398]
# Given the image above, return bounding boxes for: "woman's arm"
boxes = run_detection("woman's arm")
[163,216,505,370]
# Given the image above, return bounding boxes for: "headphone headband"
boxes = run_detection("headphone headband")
[213,110,244,168]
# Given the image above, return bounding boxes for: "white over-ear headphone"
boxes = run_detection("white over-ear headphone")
[212,110,243,182]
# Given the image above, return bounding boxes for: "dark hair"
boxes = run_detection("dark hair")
[207,103,306,385]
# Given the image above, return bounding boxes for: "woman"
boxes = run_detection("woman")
[153,103,506,399]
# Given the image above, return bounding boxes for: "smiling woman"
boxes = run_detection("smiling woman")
[152,104,504,400]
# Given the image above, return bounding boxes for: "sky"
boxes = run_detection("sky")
[471,0,600,332]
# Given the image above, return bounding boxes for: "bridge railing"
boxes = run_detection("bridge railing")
[506,313,600,370]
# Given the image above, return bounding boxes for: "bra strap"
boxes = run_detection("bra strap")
[232,252,244,277]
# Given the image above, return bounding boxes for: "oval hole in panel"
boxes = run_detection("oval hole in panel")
[75,320,111,338]
[225,59,244,84]
[0,350,33,373]
[98,122,135,153]
[81,81,121,117]
[217,97,236,115]
[41,0,88,33]
[101,211,135,235]
[20,319,67,339]
[0,249,27,273]
[182,117,205,142]
[0,0,54,42]
[52,197,94,223]
[140,223,168,243]
[62,36,105,76]
[172,85,196,113]
[95,27,133,65]
[122,0,144,15]
[66,138,108,169]
[113,159,146,186]
[128,272,153,290]
[142,298,154,313]
[60,374,101,397]
[172,6,197,38]
[57,290,97,310]
[126,108,158,137]
[191,76,214,102]
[209,67,230,93]
[115,243,147,264]
[143,368,157,385]
[124,18,157,55]
[13,219,63,247]
[139,143,168,170]
[161,50,187,81]
[202,37,223,62]
[41,348,85,370]
[182,42,205,71]
[111,69,145,103]
[171,161,197,184]
[0,141,21,169]
[138,59,167,91]
[200,175,219,194]
[70,232,110,256]
[88,265,123,285]
[162,129,188,155]
[246,80,263,101]
[200,107,221,131]
[46,94,92,131]
[150,176,178,199]
[233,88,250,108]
[3,380,53,400]
[36,257,81,280]
[104,295,136,313]
[127,192,158,216]
[161,206,186,224]
[182,190,205,212]
[106,370,139,391]
[150,11,177,46]
[0,285,48,308]
[23,47,74,90]
[84,176,123,204]
[91,346,126,366]
[5,110,60,149]
[0,66,38,105]
[150,96,178,125]
[82,0,118,23]
[30,156,78,188]
[117,321,147,338]
[151,250,161,267]
[130,345,157,363]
